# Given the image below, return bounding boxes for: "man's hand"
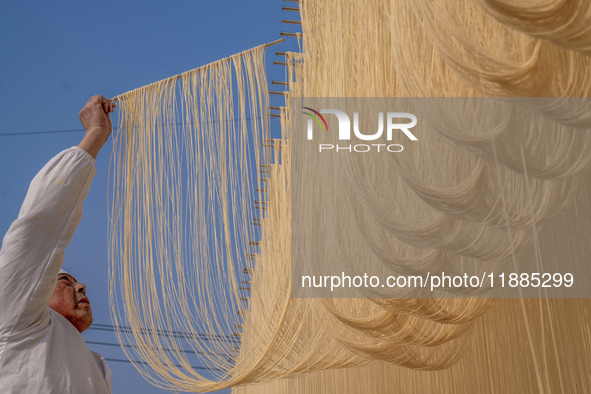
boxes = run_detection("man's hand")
[77,95,116,159]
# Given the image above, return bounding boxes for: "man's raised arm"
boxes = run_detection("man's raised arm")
[0,95,114,334]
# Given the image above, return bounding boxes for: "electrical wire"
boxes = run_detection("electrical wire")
[103,358,225,372]
[0,114,280,137]
[0,128,86,137]
[85,329,231,372]
[89,323,237,343]
[85,340,225,357]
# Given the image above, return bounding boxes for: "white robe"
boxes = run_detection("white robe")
[0,147,112,393]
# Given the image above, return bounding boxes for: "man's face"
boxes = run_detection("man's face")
[48,273,93,332]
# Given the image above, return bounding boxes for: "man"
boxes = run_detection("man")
[0,95,115,393]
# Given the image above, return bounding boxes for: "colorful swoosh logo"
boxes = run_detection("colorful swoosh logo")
[303,107,328,130]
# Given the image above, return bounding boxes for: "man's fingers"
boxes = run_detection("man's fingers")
[89,95,115,114]
[104,99,114,113]
[82,94,115,123]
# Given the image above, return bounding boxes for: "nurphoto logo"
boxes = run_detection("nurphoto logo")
[303,107,418,153]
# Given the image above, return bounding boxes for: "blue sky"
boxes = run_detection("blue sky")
[0,1,299,392]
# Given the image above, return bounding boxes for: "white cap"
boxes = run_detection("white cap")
[58,268,77,282]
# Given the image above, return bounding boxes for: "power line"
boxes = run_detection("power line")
[89,323,238,343]
[0,128,86,137]
[0,114,276,137]
[86,337,234,372]
[103,358,225,372]
[86,340,225,357]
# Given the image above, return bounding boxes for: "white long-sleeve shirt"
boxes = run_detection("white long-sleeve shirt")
[0,146,112,393]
